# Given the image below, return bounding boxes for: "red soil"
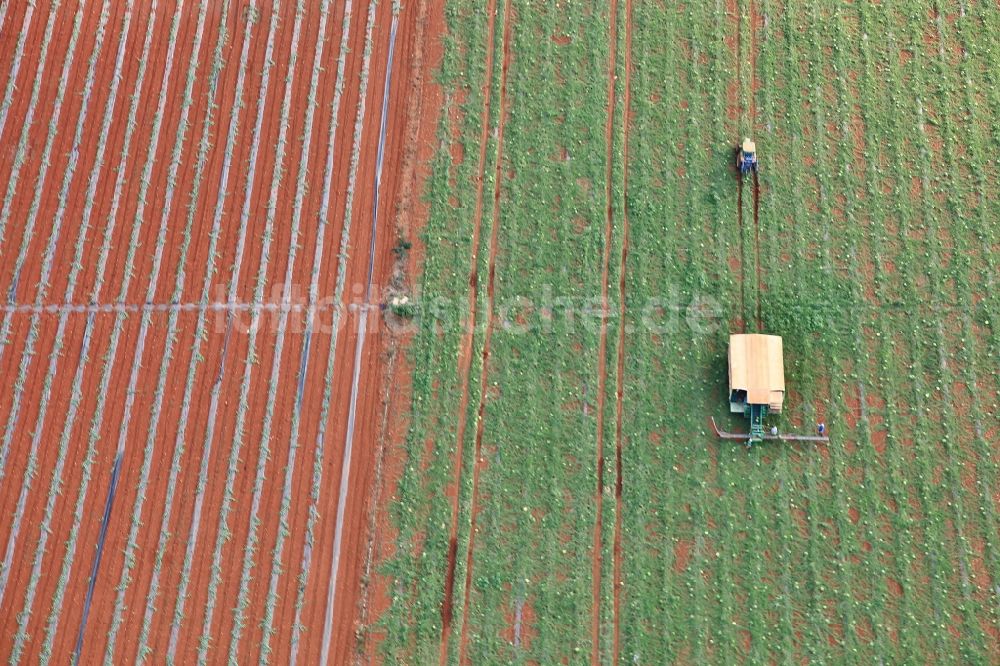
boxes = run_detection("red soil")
[0,0,441,661]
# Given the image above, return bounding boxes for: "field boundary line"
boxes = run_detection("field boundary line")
[454,0,513,661]
[436,0,499,658]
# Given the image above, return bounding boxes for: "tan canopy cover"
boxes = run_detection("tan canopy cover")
[729,334,784,412]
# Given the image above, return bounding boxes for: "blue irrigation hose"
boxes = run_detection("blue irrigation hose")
[72,450,123,665]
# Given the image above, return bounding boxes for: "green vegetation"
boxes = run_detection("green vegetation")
[381,0,1000,663]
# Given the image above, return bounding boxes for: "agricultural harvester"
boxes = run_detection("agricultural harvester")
[737,138,758,175]
[711,334,831,446]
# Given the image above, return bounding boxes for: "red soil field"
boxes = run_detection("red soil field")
[0,0,442,662]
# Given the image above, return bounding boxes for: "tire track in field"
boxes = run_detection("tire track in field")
[455,0,513,662]
[611,0,633,660]
[593,0,618,660]
[730,0,747,334]
[437,0,499,657]
[748,0,762,332]
[733,0,762,333]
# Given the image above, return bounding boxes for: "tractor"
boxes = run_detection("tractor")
[737,137,758,176]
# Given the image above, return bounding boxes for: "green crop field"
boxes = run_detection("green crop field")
[377,0,1000,663]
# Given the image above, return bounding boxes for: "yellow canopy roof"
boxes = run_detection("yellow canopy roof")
[742,138,756,153]
[729,334,784,411]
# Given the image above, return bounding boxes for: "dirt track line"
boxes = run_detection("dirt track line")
[611,0,633,661]
[748,0,762,333]
[592,0,619,661]
[437,0,499,658]
[320,4,399,664]
[737,176,746,332]
[285,1,355,660]
[454,1,513,663]
[753,171,762,331]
